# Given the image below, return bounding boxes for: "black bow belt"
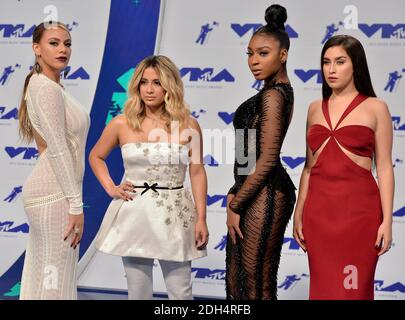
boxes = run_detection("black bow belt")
[134,182,184,196]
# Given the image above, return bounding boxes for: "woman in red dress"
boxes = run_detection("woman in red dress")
[293,35,394,300]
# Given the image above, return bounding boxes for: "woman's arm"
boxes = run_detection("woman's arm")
[89,115,135,201]
[373,100,394,256]
[187,117,209,249]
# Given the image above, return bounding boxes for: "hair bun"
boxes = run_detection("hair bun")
[264,4,287,30]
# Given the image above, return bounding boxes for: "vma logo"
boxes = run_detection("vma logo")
[0,221,29,234]
[0,64,21,85]
[61,66,90,80]
[294,69,322,84]
[384,69,404,93]
[231,23,299,38]
[392,116,405,131]
[282,156,306,169]
[3,186,22,203]
[0,106,18,120]
[375,280,405,293]
[278,274,309,290]
[5,147,38,160]
[359,24,405,39]
[203,155,219,167]
[180,68,235,82]
[192,267,226,281]
[207,194,227,208]
[196,21,219,45]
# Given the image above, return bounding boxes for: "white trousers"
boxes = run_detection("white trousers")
[122,256,193,300]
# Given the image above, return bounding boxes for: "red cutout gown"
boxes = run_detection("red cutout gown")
[303,94,383,300]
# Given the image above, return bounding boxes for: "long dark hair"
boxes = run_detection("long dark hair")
[19,21,70,142]
[253,4,290,52]
[321,35,376,99]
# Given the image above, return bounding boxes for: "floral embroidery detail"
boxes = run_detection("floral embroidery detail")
[178,212,184,219]
[174,199,181,207]
[165,217,171,225]
[161,192,169,200]
[183,221,189,229]
[151,191,159,199]
[156,200,164,207]
[166,205,173,213]
[143,148,149,156]
[135,142,142,148]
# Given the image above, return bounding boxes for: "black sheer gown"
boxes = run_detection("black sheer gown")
[226,82,296,300]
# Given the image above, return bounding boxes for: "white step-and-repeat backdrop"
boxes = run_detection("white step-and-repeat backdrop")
[1,0,404,299]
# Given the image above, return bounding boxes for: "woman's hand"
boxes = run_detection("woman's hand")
[64,213,84,249]
[106,181,136,201]
[375,220,392,256]
[293,211,306,252]
[226,194,243,245]
[195,219,209,249]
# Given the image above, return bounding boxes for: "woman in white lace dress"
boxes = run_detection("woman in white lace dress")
[89,55,208,299]
[18,22,90,299]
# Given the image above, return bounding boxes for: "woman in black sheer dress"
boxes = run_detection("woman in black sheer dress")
[226,4,296,300]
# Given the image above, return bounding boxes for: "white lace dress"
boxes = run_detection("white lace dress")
[20,73,90,299]
[95,142,207,262]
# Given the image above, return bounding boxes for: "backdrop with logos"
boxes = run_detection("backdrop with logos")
[0,0,404,299]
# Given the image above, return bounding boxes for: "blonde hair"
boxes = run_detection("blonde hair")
[124,55,190,132]
[19,21,70,142]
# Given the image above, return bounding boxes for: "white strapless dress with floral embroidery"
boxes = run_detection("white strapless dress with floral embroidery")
[95,142,207,262]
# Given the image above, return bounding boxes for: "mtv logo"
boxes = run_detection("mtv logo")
[191,267,226,280]
[392,116,405,131]
[61,66,90,80]
[375,280,405,293]
[204,155,219,167]
[0,24,35,38]
[358,24,405,39]
[282,156,306,169]
[180,68,235,82]
[5,147,38,160]
[294,69,322,84]
[207,194,227,207]
[0,106,18,120]
[218,112,234,125]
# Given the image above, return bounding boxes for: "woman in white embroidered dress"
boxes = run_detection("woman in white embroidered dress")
[89,55,208,300]
[19,22,90,299]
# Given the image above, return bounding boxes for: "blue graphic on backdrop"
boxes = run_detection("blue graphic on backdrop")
[0,24,35,38]
[231,23,299,38]
[204,155,219,167]
[191,109,207,119]
[196,22,219,45]
[278,274,309,290]
[252,79,264,91]
[61,66,90,80]
[392,116,405,131]
[283,237,301,250]
[321,21,344,44]
[294,69,322,84]
[0,64,20,85]
[207,194,227,207]
[214,235,227,251]
[0,221,29,234]
[3,186,22,203]
[0,106,18,120]
[359,24,405,39]
[393,207,405,217]
[375,280,405,293]
[282,156,306,170]
[180,68,235,82]
[66,21,79,32]
[192,268,226,280]
[384,69,404,93]
[5,147,38,160]
[218,112,234,125]
[393,158,403,168]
